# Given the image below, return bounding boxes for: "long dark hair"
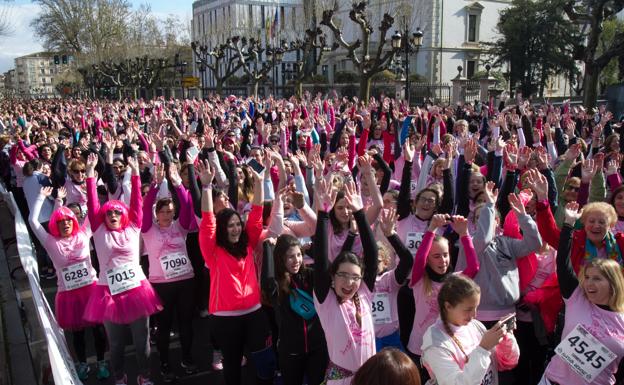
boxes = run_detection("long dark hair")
[215,208,248,258]
[329,190,348,234]
[330,251,364,326]
[274,234,307,301]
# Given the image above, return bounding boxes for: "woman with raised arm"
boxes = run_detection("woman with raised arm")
[197,160,276,385]
[539,202,624,385]
[141,163,197,382]
[28,185,109,381]
[313,178,378,385]
[82,153,162,385]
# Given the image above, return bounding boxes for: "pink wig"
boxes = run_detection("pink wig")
[101,200,130,229]
[48,207,80,237]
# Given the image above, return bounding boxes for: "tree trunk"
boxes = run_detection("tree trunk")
[359,76,372,102]
[583,64,600,109]
[253,81,259,99]
[216,78,223,95]
[296,80,303,98]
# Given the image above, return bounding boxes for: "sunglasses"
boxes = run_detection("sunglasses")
[72,169,86,174]
[106,209,123,217]
[566,185,580,192]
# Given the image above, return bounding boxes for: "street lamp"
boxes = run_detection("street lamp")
[174,53,188,99]
[392,26,424,105]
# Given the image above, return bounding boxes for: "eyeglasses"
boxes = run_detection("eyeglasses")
[106,209,122,217]
[270,139,279,144]
[418,196,437,205]
[566,185,580,192]
[335,272,362,282]
[72,169,86,174]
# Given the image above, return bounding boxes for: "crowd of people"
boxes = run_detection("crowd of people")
[1,92,624,385]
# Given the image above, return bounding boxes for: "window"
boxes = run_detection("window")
[466,60,476,78]
[468,14,477,42]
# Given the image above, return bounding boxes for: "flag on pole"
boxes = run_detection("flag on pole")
[266,15,272,43]
[271,7,279,40]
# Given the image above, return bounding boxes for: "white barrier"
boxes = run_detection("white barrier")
[0,184,82,385]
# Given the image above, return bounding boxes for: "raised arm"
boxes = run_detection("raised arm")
[558,202,580,298]
[397,141,415,220]
[450,215,479,278]
[28,186,54,243]
[313,177,336,303]
[126,156,142,228]
[85,153,103,230]
[344,180,378,291]
[141,181,159,233]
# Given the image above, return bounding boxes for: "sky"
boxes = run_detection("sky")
[0,0,193,73]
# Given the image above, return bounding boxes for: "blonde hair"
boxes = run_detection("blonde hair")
[580,259,624,312]
[580,202,617,228]
[377,242,392,268]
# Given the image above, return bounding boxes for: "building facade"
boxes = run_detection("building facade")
[191,0,306,92]
[12,52,75,98]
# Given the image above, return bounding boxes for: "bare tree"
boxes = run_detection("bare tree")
[0,0,14,38]
[191,41,243,94]
[320,1,399,100]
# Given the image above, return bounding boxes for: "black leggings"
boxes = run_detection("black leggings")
[71,325,107,362]
[210,308,276,385]
[514,320,547,385]
[152,279,195,365]
[279,346,328,385]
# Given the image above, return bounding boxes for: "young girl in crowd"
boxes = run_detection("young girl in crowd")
[313,178,378,385]
[198,160,276,385]
[421,274,520,385]
[261,233,329,385]
[29,186,108,381]
[83,153,162,385]
[406,212,480,382]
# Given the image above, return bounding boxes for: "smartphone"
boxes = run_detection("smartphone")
[247,158,265,174]
[187,146,199,162]
[499,313,516,331]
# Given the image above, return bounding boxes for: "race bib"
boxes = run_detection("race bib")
[371,292,392,325]
[480,368,494,385]
[410,181,418,197]
[406,232,424,255]
[61,261,93,290]
[106,263,144,296]
[555,324,616,383]
[159,252,193,280]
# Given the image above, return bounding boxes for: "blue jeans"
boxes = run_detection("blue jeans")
[375,329,404,352]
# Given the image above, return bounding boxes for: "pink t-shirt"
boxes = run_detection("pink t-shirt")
[92,224,143,285]
[544,287,624,385]
[314,285,376,382]
[408,279,443,355]
[328,221,363,262]
[373,271,402,338]
[142,221,193,284]
[615,220,624,234]
[397,215,429,256]
[64,178,87,210]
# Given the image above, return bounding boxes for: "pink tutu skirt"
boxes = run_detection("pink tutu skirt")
[83,280,163,324]
[55,282,98,331]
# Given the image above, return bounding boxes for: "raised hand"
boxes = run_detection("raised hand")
[403,140,415,162]
[358,154,374,174]
[126,156,139,175]
[524,169,548,201]
[168,164,183,187]
[86,153,98,176]
[40,186,53,197]
[606,158,619,176]
[483,181,498,204]
[428,213,450,232]
[464,139,477,164]
[449,215,469,236]
[581,158,598,183]
[343,180,364,212]
[154,163,165,185]
[196,159,214,187]
[564,201,581,226]
[508,192,529,215]
[378,207,397,237]
[564,143,581,162]
[56,186,67,200]
[315,177,337,212]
